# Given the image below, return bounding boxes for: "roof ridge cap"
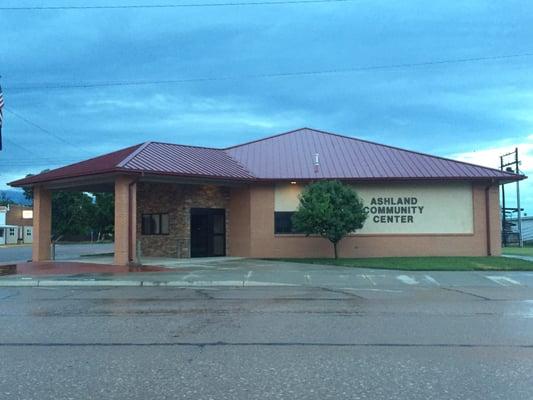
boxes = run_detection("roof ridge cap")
[148,140,223,150]
[300,128,523,178]
[117,142,152,168]
[224,127,309,150]
[222,150,258,179]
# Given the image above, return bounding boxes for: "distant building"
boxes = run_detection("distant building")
[506,216,533,245]
[0,205,33,245]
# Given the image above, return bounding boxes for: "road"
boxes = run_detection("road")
[0,243,113,263]
[1,285,533,399]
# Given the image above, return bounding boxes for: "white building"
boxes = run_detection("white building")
[0,205,33,245]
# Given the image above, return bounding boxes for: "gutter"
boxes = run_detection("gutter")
[485,183,493,256]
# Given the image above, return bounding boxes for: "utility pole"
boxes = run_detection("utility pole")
[500,148,523,247]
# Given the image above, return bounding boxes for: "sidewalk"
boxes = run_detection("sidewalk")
[3,258,533,290]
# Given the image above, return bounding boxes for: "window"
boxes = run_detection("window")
[274,212,302,234]
[0,228,4,238]
[141,213,169,235]
[9,228,16,236]
[26,229,32,236]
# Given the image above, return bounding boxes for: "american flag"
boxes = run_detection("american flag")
[0,83,3,151]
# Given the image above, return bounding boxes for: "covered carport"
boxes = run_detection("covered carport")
[9,142,253,266]
[14,173,135,266]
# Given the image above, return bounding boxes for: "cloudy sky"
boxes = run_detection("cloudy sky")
[1,0,532,212]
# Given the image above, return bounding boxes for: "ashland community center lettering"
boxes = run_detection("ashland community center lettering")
[363,197,424,224]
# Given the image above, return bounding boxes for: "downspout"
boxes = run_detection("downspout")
[485,183,493,256]
[128,175,141,264]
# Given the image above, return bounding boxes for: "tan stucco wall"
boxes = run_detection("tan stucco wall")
[114,176,136,265]
[228,186,252,257]
[32,186,52,262]
[275,182,474,234]
[230,182,501,258]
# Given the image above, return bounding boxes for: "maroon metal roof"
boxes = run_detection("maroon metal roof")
[9,128,523,187]
[226,128,522,180]
[10,144,143,186]
[119,142,253,179]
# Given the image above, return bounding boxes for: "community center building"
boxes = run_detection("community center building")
[9,128,524,265]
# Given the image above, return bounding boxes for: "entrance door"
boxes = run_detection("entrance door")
[190,208,226,257]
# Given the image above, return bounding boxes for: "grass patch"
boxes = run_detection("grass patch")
[275,256,533,271]
[502,246,533,256]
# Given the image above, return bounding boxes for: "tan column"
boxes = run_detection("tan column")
[32,186,52,262]
[114,176,137,265]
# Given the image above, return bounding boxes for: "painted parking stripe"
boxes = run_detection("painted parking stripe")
[397,275,419,285]
[424,275,439,285]
[486,276,521,286]
[362,274,376,286]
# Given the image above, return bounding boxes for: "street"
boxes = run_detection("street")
[1,285,533,399]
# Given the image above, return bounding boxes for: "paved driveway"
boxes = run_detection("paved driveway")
[0,243,113,263]
[146,258,533,289]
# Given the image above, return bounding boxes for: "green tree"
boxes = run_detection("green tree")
[51,192,94,239]
[0,192,14,206]
[292,180,368,259]
[91,192,114,241]
[22,170,50,202]
[23,170,115,241]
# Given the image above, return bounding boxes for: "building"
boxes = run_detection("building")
[0,205,33,245]
[505,216,533,245]
[9,128,524,265]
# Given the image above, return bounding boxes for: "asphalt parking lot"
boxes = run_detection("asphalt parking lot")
[0,243,113,263]
[1,284,533,399]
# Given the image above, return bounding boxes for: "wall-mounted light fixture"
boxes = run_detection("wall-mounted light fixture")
[290,181,297,185]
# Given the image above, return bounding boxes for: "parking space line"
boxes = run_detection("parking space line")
[362,274,376,286]
[424,275,439,285]
[397,275,419,285]
[486,276,521,287]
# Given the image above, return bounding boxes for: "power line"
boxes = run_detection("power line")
[6,52,533,92]
[1,137,60,164]
[0,0,355,10]
[4,108,93,155]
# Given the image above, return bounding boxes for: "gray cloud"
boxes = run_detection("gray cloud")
[1,0,532,208]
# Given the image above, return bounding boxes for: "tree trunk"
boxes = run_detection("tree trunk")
[333,241,338,259]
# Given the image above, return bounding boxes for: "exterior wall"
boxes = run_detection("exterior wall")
[3,226,19,245]
[228,186,252,257]
[6,205,33,227]
[0,207,6,225]
[276,182,474,234]
[136,182,230,258]
[237,182,501,258]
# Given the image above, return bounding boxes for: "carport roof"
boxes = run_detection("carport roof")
[9,127,524,187]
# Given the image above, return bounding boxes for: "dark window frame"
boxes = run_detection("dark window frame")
[141,213,170,235]
[274,211,303,234]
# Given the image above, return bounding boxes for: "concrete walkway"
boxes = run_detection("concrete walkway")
[2,258,533,291]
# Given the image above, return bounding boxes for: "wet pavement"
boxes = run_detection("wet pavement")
[1,285,533,399]
[3,258,533,290]
[0,243,113,263]
[0,261,168,276]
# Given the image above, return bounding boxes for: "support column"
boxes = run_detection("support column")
[32,186,52,262]
[114,176,137,265]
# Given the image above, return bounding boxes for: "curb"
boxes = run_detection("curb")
[0,279,299,288]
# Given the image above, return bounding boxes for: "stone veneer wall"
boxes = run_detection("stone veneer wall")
[136,182,230,258]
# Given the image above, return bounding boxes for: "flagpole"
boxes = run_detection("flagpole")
[0,74,3,151]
